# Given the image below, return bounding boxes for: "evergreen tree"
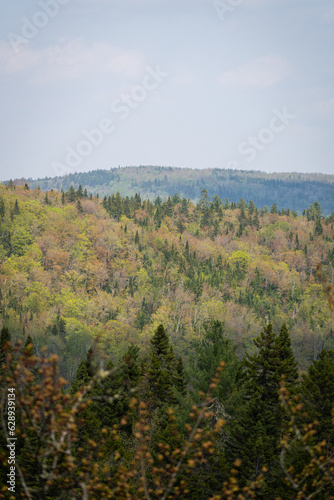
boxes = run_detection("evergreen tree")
[134,230,140,245]
[68,185,76,202]
[0,197,5,219]
[198,188,211,227]
[253,209,260,230]
[277,323,298,388]
[314,218,323,236]
[248,199,255,215]
[134,297,150,330]
[283,350,334,499]
[12,199,20,215]
[77,184,83,198]
[71,347,95,394]
[270,202,278,214]
[232,324,284,496]
[150,324,169,357]
[76,199,83,213]
[180,198,189,217]
[174,356,186,396]
[190,321,240,413]
[299,349,334,444]
[50,310,66,337]
[147,324,178,406]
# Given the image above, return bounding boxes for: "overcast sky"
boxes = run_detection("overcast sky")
[0,0,333,181]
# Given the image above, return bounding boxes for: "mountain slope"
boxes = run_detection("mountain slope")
[11,166,334,216]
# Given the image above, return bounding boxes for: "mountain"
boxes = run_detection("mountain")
[11,166,334,216]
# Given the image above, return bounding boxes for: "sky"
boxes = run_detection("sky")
[0,0,333,181]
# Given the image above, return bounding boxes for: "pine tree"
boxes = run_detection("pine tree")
[135,230,140,245]
[253,209,260,230]
[174,356,186,395]
[191,320,240,409]
[270,202,278,214]
[147,325,178,406]
[232,324,284,495]
[13,199,20,215]
[314,218,323,236]
[77,184,83,198]
[151,324,169,356]
[282,350,334,499]
[277,323,298,388]
[248,200,255,215]
[180,197,189,217]
[50,310,66,337]
[0,197,5,219]
[99,346,141,433]
[134,297,150,330]
[71,347,95,394]
[76,199,83,213]
[68,185,76,202]
[300,349,334,444]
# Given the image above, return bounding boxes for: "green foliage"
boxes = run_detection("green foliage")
[300,349,334,443]
[25,166,334,215]
[277,323,299,387]
[231,323,299,497]
[190,320,240,411]
[147,324,185,407]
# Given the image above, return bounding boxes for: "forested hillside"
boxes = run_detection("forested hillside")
[1,182,334,498]
[12,166,334,215]
[0,182,333,375]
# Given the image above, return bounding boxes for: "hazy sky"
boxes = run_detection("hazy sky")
[0,0,333,181]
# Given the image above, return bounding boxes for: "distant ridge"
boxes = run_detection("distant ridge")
[7,166,334,215]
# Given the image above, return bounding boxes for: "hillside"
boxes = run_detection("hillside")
[0,183,333,379]
[1,182,334,498]
[11,166,334,216]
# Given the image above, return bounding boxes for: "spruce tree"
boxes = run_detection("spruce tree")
[134,230,140,245]
[314,218,323,236]
[77,184,83,198]
[175,356,186,396]
[191,320,240,410]
[277,323,298,388]
[232,324,283,495]
[71,347,95,394]
[147,324,179,406]
[283,350,334,499]
[150,324,169,357]
[270,202,277,214]
[300,349,334,443]
[13,199,20,215]
[0,197,5,219]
